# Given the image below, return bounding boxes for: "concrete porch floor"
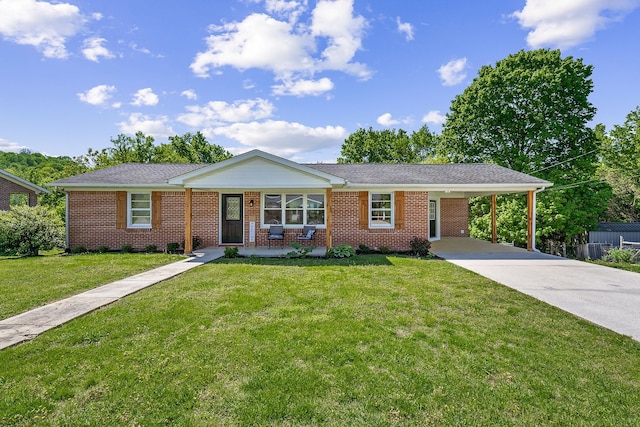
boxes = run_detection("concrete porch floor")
[197,245,328,258]
[430,237,554,260]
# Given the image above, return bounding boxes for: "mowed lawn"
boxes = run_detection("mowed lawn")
[1,256,639,426]
[0,253,185,320]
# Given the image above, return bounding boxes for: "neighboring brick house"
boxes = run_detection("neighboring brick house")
[49,150,551,253]
[0,168,49,210]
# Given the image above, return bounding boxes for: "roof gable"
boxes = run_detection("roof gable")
[0,168,49,194]
[167,150,345,188]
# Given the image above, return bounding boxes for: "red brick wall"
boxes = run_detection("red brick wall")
[68,191,189,251]
[331,191,430,251]
[440,198,468,237]
[192,191,219,248]
[67,190,469,251]
[0,176,38,210]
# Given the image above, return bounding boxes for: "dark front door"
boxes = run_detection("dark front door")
[222,194,243,244]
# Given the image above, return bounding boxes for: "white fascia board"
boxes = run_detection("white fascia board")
[50,184,178,191]
[343,182,552,193]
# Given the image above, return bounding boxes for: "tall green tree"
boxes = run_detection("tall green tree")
[77,132,156,168]
[164,131,232,163]
[338,125,439,163]
[441,49,608,246]
[77,131,232,168]
[599,106,640,221]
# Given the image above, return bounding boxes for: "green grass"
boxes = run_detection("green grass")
[0,253,185,319]
[590,260,640,273]
[1,255,639,425]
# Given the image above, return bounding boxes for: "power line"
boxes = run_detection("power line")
[530,148,599,175]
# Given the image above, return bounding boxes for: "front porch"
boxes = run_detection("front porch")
[194,245,328,259]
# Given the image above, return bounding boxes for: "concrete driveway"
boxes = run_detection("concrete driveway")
[431,238,640,341]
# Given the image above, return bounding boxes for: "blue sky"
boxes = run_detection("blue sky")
[0,0,639,163]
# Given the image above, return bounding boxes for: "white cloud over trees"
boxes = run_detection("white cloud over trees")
[513,0,639,49]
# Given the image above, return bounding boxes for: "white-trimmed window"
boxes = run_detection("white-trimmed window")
[263,193,325,226]
[128,192,151,228]
[370,192,394,228]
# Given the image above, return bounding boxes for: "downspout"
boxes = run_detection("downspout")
[531,186,546,252]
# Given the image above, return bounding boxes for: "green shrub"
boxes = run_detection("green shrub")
[326,244,356,258]
[96,245,110,253]
[410,236,432,257]
[358,244,371,254]
[121,244,134,253]
[602,248,637,264]
[224,247,240,258]
[166,242,180,254]
[0,205,65,257]
[71,245,88,254]
[145,244,158,253]
[379,246,391,254]
[284,242,315,258]
[182,236,203,251]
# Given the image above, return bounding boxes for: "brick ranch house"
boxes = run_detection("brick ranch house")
[49,150,551,253]
[0,168,49,210]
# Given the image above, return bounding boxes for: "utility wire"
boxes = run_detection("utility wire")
[530,148,600,175]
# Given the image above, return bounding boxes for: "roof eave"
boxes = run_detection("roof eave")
[1,170,50,194]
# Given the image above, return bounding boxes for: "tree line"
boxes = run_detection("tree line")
[2,49,639,254]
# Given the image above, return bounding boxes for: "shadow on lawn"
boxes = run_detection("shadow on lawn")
[213,254,399,267]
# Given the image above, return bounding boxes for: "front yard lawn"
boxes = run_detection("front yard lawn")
[1,256,639,425]
[0,253,185,320]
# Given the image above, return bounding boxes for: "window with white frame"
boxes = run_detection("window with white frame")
[128,192,151,228]
[263,193,325,226]
[370,192,393,228]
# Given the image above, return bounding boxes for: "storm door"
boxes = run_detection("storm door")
[221,194,243,244]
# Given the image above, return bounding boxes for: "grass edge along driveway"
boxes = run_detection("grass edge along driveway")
[1,255,639,426]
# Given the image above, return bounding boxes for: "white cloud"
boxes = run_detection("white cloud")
[82,37,114,62]
[131,88,159,106]
[0,0,89,59]
[77,84,116,106]
[212,120,348,157]
[396,17,414,41]
[118,113,174,138]
[191,13,314,77]
[265,0,307,22]
[512,0,640,49]
[181,89,198,100]
[190,0,370,88]
[310,0,370,78]
[422,110,446,125]
[0,137,28,152]
[377,113,400,126]
[438,58,468,86]
[177,98,275,127]
[272,77,334,96]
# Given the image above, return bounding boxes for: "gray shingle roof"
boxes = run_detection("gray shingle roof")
[49,160,550,188]
[305,163,549,185]
[49,163,207,186]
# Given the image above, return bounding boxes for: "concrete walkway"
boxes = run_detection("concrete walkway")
[0,248,223,350]
[431,238,640,342]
